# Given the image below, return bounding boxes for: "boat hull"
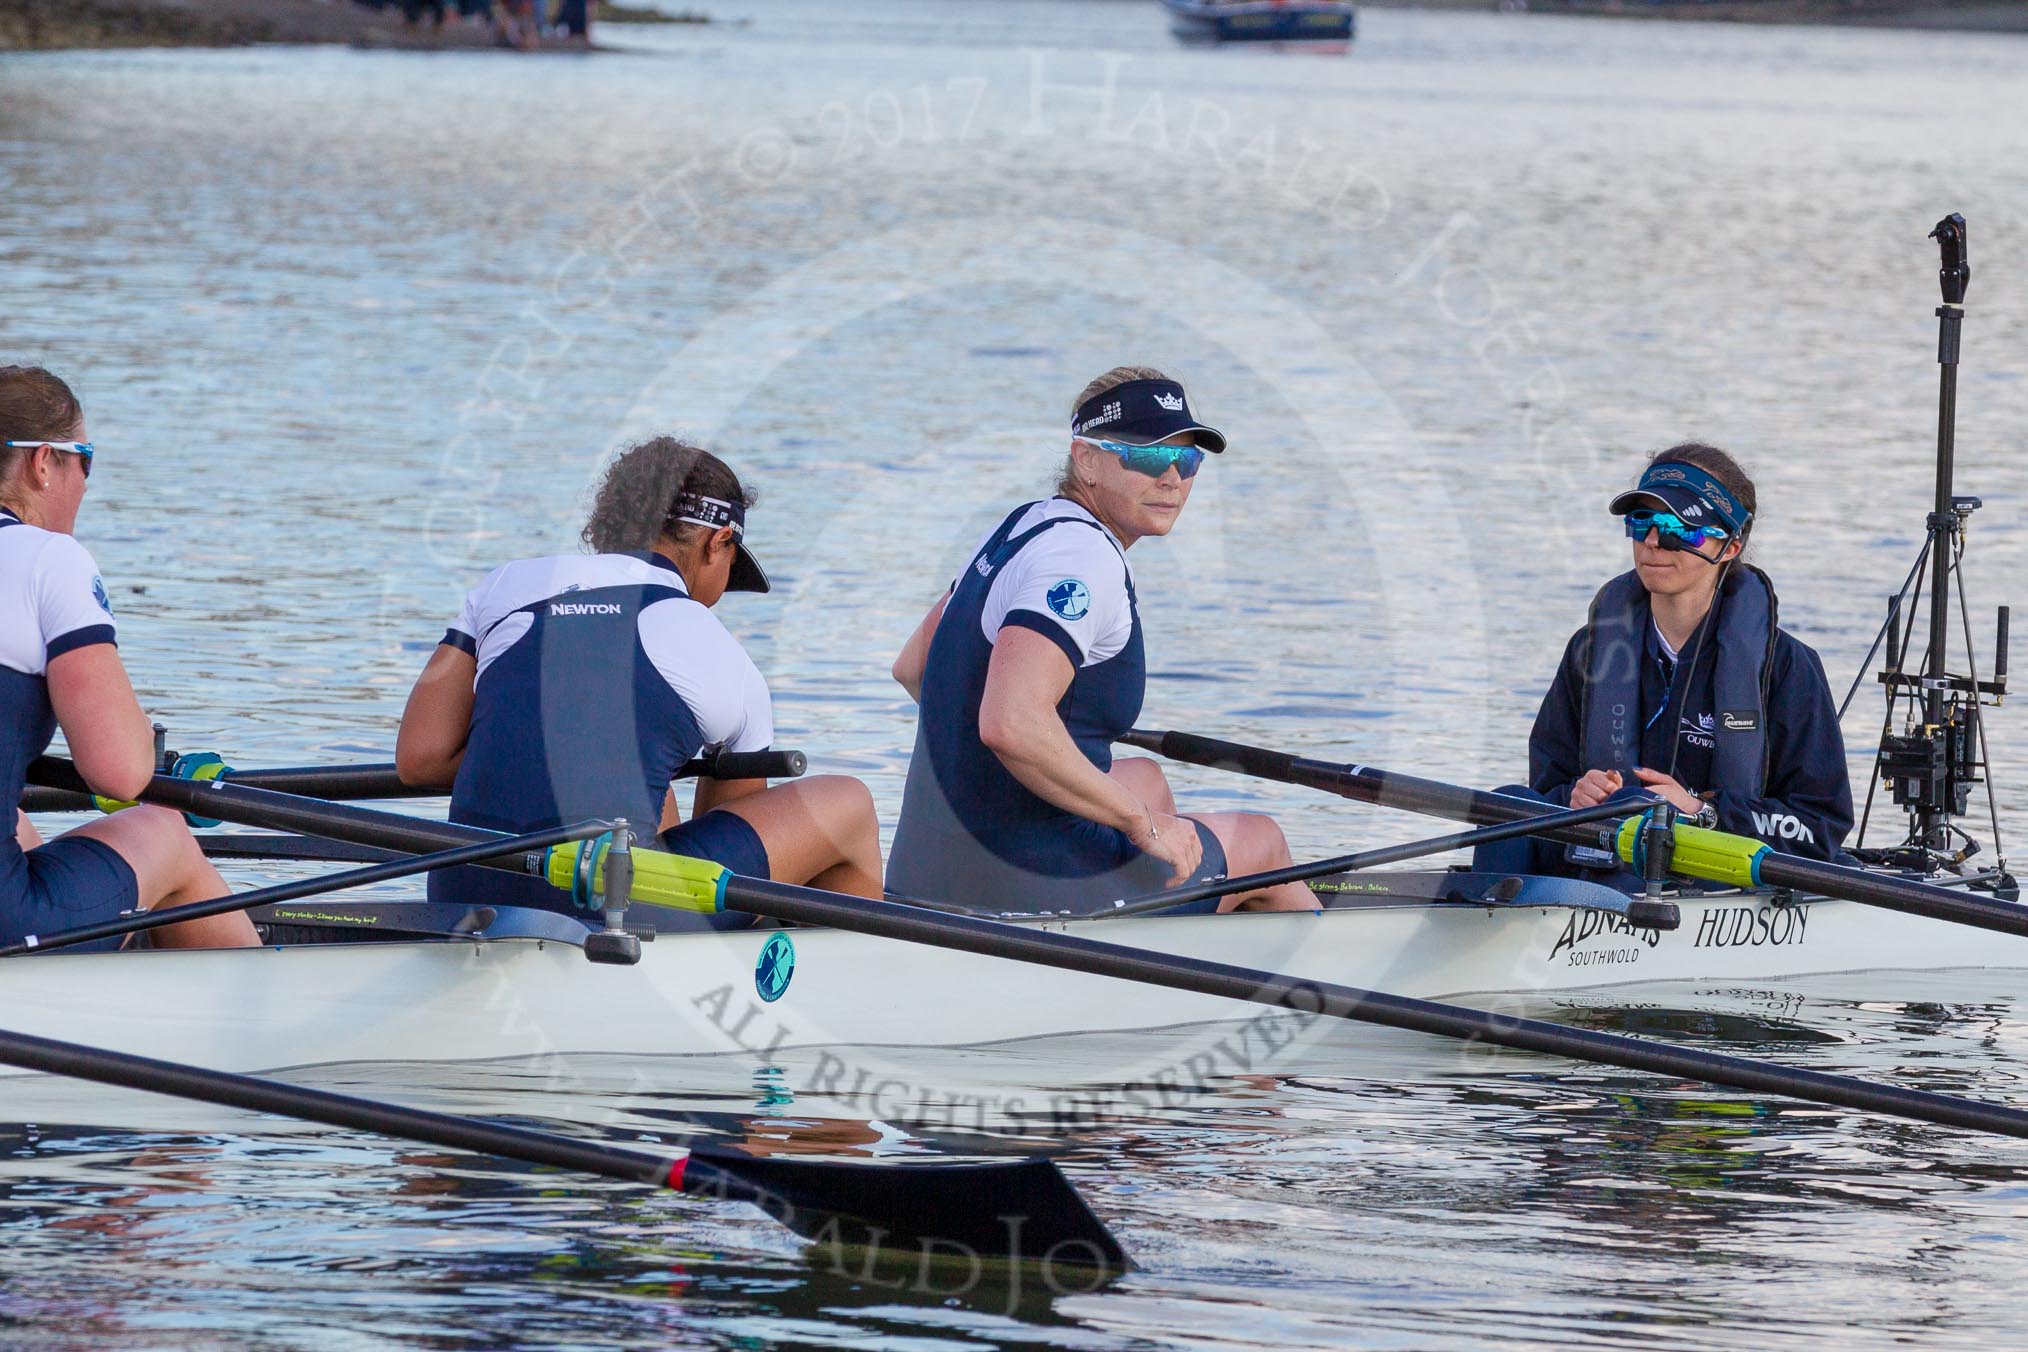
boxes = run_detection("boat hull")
[4,882,2023,1096]
[1165,0,1356,45]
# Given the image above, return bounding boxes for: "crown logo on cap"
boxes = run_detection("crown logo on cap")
[1154,392,1184,411]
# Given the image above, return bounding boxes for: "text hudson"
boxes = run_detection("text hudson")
[1693,903,1810,949]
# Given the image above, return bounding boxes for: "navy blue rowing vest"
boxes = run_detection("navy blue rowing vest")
[1579,565,1777,798]
[0,512,56,905]
[888,502,1145,904]
[432,571,704,912]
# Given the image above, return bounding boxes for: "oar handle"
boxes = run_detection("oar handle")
[18,748,809,813]
[1118,729,1293,781]
[696,748,805,781]
[1126,728,1590,833]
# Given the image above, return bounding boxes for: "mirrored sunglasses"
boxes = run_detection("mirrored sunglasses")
[1080,438,1205,480]
[1623,508,1727,551]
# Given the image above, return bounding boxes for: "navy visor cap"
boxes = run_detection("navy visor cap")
[674,492,770,594]
[1607,460,1749,538]
[1071,379,1227,452]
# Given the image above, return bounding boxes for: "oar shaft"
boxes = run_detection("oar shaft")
[25,758,725,919]
[1755,851,2027,934]
[17,765,414,813]
[721,878,2028,1141]
[225,764,410,799]
[0,1028,1129,1267]
[27,757,517,859]
[1121,729,1602,844]
[0,1027,677,1186]
[1094,796,1645,920]
[197,834,403,864]
[1126,729,2028,941]
[0,819,609,957]
[18,749,810,813]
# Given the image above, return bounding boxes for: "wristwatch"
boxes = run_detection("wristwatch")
[1690,801,1719,829]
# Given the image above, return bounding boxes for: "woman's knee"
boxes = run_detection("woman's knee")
[804,774,876,827]
[99,806,199,867]
[1109,757,1176,816]
[75,806,204,898]
[1194,811,1290,874]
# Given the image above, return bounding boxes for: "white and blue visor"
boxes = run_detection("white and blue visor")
[675,492,769,594]
[1070,379,1226,452]
[1608,461,1749,538]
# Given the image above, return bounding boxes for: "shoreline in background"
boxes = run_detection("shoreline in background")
[2,0,2023,55]
[0,0,709,52]
[1361,0,2028,30]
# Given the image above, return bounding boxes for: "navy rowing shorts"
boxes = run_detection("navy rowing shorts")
[0,835,140,954]
[657,809,773,933]
[1075,816,1229,915]
[889,816,1231,916]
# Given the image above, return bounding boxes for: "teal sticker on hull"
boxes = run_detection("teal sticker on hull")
[755,931,795,1003]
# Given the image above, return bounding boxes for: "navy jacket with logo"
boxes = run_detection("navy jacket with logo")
[1528,594,1855,862]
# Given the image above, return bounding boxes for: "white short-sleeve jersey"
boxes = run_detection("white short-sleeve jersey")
[445,552,773,756]
[0,509,118,676]
[963,499,1133,667]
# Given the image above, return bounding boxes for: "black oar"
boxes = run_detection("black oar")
[1086,796,1668,922]
[1123,728,2028,941]
[17,748,808,813]
[0,1026,1128,1270]
[0,819,611,958]
[196,833,402,864]
[49,754,2028,1141]
[24,758,723,916]
[707,877,2028,1142]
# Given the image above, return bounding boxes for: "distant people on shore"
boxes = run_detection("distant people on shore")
[353,0,589,48]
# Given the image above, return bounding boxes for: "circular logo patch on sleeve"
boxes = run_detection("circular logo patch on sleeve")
[1046,578,1092,621]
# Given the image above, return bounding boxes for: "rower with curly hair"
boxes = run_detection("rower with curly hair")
[396,436,882,920]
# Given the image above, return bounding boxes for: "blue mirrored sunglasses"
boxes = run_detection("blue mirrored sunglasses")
[1080,438,1205,480]
[5,440,93,479]
[1624,508,1727,550]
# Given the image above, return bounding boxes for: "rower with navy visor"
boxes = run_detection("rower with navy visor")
[888,367,1315,915]
[1475,442,1854,882]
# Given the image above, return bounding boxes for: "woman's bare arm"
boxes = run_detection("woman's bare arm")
[394,644,477,788]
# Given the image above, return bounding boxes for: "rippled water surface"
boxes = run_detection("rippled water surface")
[5,2,2028,1347]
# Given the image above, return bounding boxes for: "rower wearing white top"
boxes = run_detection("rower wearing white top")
[888,366,1314,914]
[396,436,882,920]
[0,365,257,952]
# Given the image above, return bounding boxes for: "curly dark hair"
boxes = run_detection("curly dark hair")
[581,436,755,554]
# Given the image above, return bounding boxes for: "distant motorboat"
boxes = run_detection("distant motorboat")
[1163,0,1357,46]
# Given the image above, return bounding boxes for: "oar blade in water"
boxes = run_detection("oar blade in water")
[681,1143,1130,1272]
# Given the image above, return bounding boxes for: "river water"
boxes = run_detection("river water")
[4,2,2028,1347]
